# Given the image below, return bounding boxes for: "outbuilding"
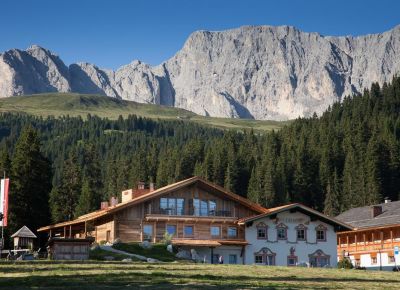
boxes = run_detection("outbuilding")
[11,225,37,250]
[47,237,93,260]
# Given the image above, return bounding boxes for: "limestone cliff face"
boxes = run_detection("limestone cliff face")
[1,25,400,120]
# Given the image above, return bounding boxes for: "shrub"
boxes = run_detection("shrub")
[99,240,107,245]
[161,232,173,245]
[337,258,353,269]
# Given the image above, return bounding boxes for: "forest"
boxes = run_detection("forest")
[0,75,399,241]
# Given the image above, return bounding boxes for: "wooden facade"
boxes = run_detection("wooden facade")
[38,177,266,248]
[337,225,400,260]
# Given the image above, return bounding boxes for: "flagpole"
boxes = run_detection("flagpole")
[1,171,4,254]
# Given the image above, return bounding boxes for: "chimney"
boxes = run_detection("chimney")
[122,189,133,203]
[149,182,155,192]
[371,205,382,218]
[137,181,145,190]
[100,201,109,210]
[110,196,118,207]
[384,197,391,204]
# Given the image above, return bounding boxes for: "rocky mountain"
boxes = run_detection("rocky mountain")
[1,25,400,120]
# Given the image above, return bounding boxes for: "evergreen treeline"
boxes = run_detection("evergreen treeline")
[0,76,399,237]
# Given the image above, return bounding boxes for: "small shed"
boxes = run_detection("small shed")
[47,238,93,260]
[11,226,37,250]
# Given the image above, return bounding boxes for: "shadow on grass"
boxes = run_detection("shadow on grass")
[1,270,399,290]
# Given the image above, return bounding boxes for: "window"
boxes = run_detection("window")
[255,255,263,264]
[287,247,297,266]
[254,247,276,266]
[184,225,194,237]
[160,198,168,213]
[287,256,298,266]
[211,226,220,237]
[389,256,395,263]
[256,222,267,240]
[160,198,185,215]
[296,224,307,241]
[176,198,184,216]
[371,257,377,264]
[315,225,327,242]
[200,200,208,216]
[276,223,287,240]
[143,225,153,241]
[228,227,237,238]
[166,225,177,236]
[309,249,330,267]
[192,199,200,216]
[229,254,237,264]
[209,200,217,216]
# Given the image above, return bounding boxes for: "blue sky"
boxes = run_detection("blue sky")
[0,0,399,69]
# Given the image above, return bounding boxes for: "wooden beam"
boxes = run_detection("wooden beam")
[391,229,393,247]
[84,221,87,238]
[69,225,72,238]
[355,234,358,251]
[64,226,66,238]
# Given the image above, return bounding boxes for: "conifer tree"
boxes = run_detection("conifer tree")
[49,152,82,222]
[9,126,52,234]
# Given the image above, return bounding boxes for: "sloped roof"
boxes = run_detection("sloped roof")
[238,203,353,230]
[335,200,400,229]
[38,176,267,232]
[11,225,37,238]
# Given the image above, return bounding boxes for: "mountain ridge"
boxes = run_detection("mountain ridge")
[1,24,400,120]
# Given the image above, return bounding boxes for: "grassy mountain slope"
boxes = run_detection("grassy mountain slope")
[0,93,286,131]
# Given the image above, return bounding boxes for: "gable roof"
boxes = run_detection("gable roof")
[335,200,400,229]
[38,176,267,232]
[238,203,353,230]
[11,225,37,238]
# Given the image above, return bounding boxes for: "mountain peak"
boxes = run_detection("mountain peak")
[1,24,400,120]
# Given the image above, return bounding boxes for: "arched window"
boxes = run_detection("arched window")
[256,222,268,240]
[315,224,327,242]
[254,247,276,265]
[308,249,330,267]
[276,223,288,240]
[295,224,307,241]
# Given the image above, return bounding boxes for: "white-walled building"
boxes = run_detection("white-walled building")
[239,204,352,267]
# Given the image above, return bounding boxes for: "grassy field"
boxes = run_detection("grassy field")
[0,261,399,289]
[0,93,286,132]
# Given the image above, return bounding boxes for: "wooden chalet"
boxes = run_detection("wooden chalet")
[336,199,400,270]
[38,177,267,263]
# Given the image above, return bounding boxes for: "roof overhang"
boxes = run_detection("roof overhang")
[238,203,353,231]
[38,176,267,233]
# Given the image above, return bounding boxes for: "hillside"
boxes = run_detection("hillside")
[0,93,285,131]
[1,261,399,289]
[1,25,400,120]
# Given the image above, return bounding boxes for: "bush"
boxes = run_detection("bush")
[161,232,173,245]
[99,240,107,245]
[337,258,353,269]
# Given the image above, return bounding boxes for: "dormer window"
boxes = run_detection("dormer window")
[256,222,268,239]
[295,224,307,241]
[315,224,327,242]
[276,223,288,240]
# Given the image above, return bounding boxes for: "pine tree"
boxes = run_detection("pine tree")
[247,167,261,203]
[0,149,11,175]
[75,178,95,217]
[9,126,52,235]
[323,170,341,216]
[49,152,82,222]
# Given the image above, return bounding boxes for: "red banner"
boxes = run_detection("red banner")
[1,178,9,227]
